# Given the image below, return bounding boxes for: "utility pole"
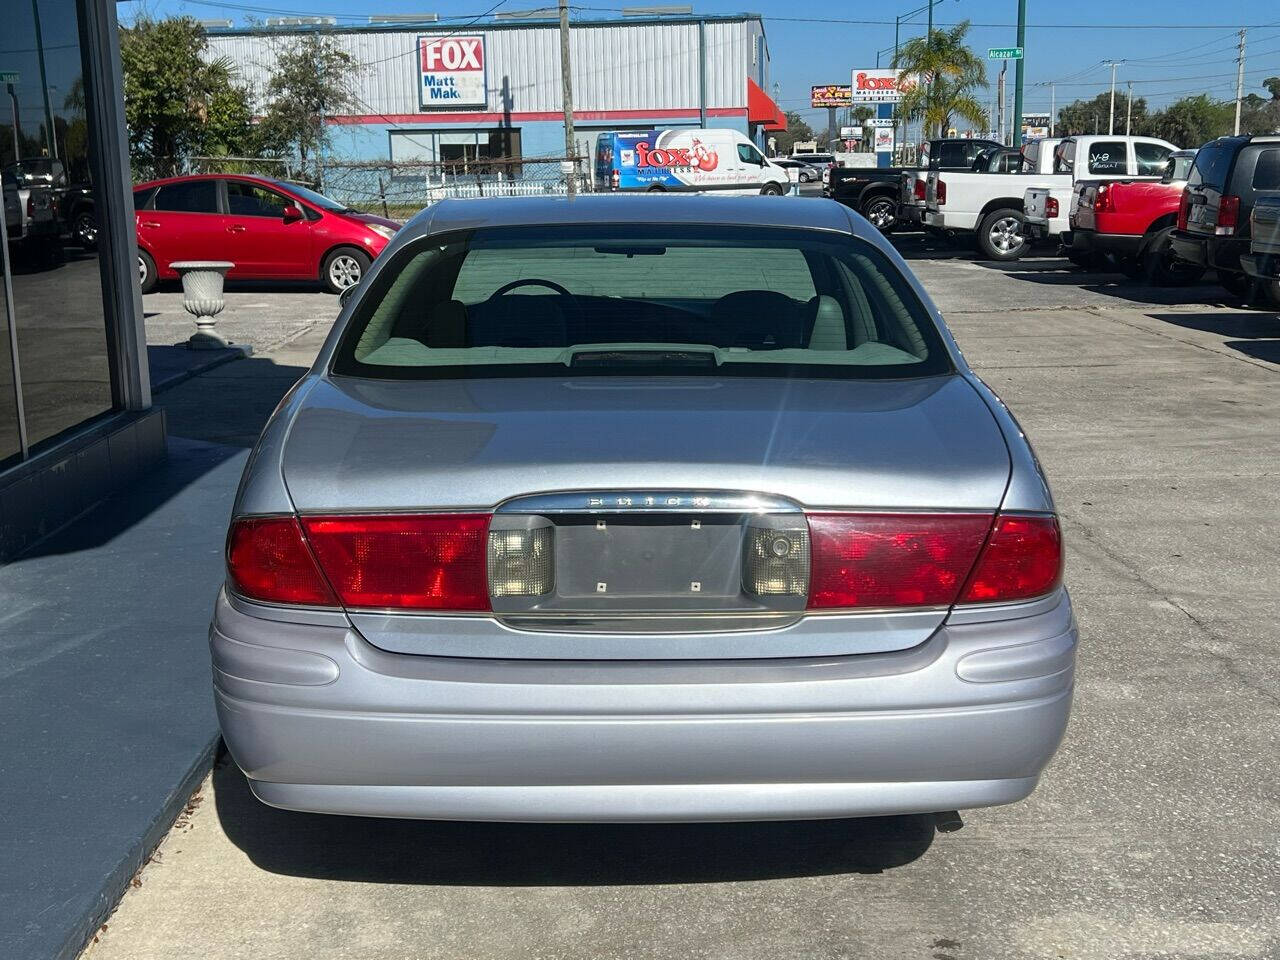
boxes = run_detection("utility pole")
[31,0,57,159]
[558,0,576,197]
[1106,60,1121,136]
[1011,0,1026,149]
[1125,81,1133,136]
[997,61,1007,144]
[1049,83,1056,137]
[1234,28,1247,135]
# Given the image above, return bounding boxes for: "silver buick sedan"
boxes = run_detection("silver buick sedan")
[212,195,1076,822]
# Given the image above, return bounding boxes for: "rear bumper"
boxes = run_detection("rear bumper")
[1070,229,1142,258]
[211,589,1077,822]
[1171,231,1249,273]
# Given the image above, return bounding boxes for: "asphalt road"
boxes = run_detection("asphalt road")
[94,234,1280,960]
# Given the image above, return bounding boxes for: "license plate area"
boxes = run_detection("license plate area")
[557,514,743,601]
[488,492,809,625]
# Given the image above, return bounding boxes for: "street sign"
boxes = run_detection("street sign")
[867,117,895,128]
[873,128,895,153]
[0,72,19,84]
[987,47,1023,60]
[811,84,852,108]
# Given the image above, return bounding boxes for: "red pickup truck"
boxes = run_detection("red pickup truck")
[1068,149,1202,283]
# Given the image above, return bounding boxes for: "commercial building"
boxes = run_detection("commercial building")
[1,0,161,562]
[204,12,787,164]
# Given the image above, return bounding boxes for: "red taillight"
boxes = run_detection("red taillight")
[301,514,490,610]
[610,169,620,190]
[914,178,926,201]
[1093,184,1114,213]
[227,517,338,607]
[1216,194,1240,235]
[1178,189,1191,231]
[806,513,992,609]
[1046,197,1060,218]
[937,179,947,205]
[959,514,1062,604]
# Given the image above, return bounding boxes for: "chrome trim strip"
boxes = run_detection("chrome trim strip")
[495,490,803,515]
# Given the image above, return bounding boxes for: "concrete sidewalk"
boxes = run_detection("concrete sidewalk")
[0,438,247,960]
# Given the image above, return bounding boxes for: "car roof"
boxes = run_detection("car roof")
[413,195,864,237]
[134,172,281,190]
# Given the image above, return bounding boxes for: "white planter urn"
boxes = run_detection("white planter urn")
[171,260,234,350]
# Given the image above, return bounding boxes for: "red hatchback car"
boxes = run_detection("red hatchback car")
[133,174,400,294]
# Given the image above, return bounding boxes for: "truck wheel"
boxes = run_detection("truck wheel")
[137,250,157,294]
[977,208,1029,261]
[760,182,784,196]
[862,196,897,232]
[646,184,666,192]
[1141,227,1205,286]
[1247,277,1280,310]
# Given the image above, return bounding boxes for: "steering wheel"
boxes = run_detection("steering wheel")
[489,278,572,298]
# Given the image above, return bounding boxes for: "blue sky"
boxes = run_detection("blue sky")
[119,0,1280,125]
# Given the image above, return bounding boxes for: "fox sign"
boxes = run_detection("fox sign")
[418,35,487,108]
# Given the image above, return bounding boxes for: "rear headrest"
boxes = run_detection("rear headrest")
[425,300,467,348]
[807,295,847,350]
[711,290,804,349]
[467,295,568,348]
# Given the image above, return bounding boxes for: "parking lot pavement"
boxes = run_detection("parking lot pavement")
[84,249,1280,960]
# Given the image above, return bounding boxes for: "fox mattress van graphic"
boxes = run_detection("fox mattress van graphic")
[596,129,789,193]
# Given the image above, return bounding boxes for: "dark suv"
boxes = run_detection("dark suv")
[1171,135,1280,304]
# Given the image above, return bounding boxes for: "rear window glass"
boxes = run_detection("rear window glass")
[332,224,951,381]
[1253,148,1280,190]
[1188,140,1239,192]
[153,180,217,213]
[1087,142,1126,175]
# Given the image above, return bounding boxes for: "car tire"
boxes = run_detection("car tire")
[1247,277,1280,310]
[321,247,371,295]
[137,249,157,294]
[1141,227,1205,286]
[646,184,666,192]
[977,208,1030,261]
[1217,269,1250,298]
[761,182,784,196]
[73,209,98,250]
[862,195,897,233]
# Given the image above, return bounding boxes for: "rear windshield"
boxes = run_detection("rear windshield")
[332,224,951,381]
[1188,139,1241,192]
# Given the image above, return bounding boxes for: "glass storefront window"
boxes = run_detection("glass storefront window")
[1,0,118,453]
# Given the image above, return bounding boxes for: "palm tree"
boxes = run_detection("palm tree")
[893,21,989,139]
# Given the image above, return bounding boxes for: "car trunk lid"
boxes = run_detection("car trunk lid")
[280,374,1013,658]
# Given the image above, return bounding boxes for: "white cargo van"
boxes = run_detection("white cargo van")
[596,128,793,195]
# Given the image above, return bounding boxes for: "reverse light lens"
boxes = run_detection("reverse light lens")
[960,514,1063,604]
[806,514,992,609]
[1216,195,1240,235]
[227,516,337,606]
[487,526,555,597]
[301,514,490,610]
[744,524,810,596]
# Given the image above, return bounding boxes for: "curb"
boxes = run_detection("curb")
[61,735,221,960]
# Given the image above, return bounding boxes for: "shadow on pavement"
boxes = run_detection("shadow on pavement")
[156,356,309,448]
[1145,311,1280,363]
[213,756,937,884]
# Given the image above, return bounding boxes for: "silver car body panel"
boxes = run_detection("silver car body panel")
[216,195,1075,821]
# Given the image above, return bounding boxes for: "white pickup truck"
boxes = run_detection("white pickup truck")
[924,135,1177,260]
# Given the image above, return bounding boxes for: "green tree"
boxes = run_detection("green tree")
[256,34,358,180]
[119,16,254,178]
[772,111,817,155]
[893,21,988,139]
[1147,95,1234,147]
[1056,92,1149,137]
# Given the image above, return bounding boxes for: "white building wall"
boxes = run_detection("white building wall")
[205,16,765,117]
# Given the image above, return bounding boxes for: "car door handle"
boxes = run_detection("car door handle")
[141,221,161,228]
[226,224,246,233]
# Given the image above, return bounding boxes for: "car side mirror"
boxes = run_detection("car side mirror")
[282,204,303,223]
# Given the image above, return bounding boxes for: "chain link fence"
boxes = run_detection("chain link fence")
[316,156,594,220]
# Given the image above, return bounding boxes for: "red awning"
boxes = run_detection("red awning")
[746,77,787,131]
